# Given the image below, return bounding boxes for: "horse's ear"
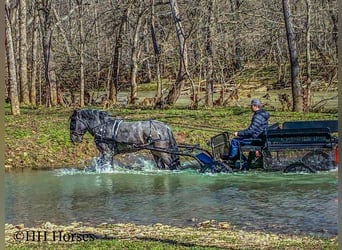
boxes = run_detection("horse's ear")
[69,109,79,120]
[99,110,107,120]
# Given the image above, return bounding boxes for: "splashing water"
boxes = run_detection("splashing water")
[54,155,164,176]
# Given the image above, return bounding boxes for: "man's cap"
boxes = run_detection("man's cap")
[250,99,262,107]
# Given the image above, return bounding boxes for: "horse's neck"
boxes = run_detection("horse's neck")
[91,116,117,138]
[83,115,103,136]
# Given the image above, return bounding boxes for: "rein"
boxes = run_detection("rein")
[72,113,108,137]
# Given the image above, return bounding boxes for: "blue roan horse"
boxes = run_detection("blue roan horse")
[69,109,180,170]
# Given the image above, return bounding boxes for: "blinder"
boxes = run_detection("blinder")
[69,111,88,140]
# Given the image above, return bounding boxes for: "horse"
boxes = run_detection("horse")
[69,109,180,170]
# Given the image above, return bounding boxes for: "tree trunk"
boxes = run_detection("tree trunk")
[150,0,162,102]
[205,0,215,107]
[109,8,127,105]
[37,1,58,106]
[165,0,188,105]
[30,6,38,106]
[327,0,338,58]
[303,0,312,111]
[230,0,242,71]
[109,40,120,105]
[5,0,20,115]
[94,0,101,91]
[129,4,144,105]
[78,1,85,107]
[143,22,152,83]
[282,0,303,112]
[19,0,30,105]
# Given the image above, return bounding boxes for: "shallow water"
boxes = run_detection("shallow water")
[5,166,337,237]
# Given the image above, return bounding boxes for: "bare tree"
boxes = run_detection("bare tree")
[282,0,303,111]
[165,0,188,105]
[230,0,242,71]
[204,0,215,107]
[108,2,129,106]
[94,0,101,91]
[19,0,30,104]
[128,2,146,105]
[30,6,39,106]
[303,0,311,111]
[150,0,162,102]
[6,0,20,115]
[37,0,58,106]
[76,0,85,107]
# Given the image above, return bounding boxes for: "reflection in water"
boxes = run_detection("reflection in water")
[5,169,337,237]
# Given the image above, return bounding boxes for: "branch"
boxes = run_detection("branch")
[310,94,337,111]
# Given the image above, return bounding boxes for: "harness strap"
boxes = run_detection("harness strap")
[146,120,153,144]
[112,119,123,141]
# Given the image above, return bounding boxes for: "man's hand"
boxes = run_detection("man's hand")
[233,132,238,137]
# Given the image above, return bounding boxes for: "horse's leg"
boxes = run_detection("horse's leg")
[148,123,180,170]
[100,153,113,165]
[152,153,166,170]
[138,121,179,170]
[96,141,115,169]
[151,150,179,170]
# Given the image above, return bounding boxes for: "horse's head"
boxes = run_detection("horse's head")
[69,109,88,143]
[69,109,112,144]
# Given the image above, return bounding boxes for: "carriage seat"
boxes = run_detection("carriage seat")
[282,120,338,132]
[236,123,280,169]
[282,120,338,145]
[239,122,280,150]
[265,127,335,150]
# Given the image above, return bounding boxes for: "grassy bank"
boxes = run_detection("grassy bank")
[5,105,338,169]
[5,221,338,249]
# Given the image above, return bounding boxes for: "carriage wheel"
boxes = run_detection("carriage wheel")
[198,164,212,173]
[283,162,316,173]
[261,150,273,169]
[218,162,233,173]
[247,151,263,169]
[302,150,331,171]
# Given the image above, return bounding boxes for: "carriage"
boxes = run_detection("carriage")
[69,109,338,173]
[203,120,339,173]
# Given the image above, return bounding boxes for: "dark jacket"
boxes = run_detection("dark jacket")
[237,109,270,138]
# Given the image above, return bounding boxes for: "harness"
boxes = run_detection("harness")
[112,119,123,141]
[93,119,122,143]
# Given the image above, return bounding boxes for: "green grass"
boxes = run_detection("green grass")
[5,105,338,169]
[5,222,338,250]
[6,240,223,250]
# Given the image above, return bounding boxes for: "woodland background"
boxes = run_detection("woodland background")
[5,0,338,115]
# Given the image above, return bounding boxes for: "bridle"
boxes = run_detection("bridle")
[70,112,89,138]
[70,111,111,138]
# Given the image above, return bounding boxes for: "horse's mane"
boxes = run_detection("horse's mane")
[77,109,113,122]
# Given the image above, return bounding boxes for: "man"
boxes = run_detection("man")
[222,99,270,165]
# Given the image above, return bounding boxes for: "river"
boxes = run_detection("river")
[5,166,337,238]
